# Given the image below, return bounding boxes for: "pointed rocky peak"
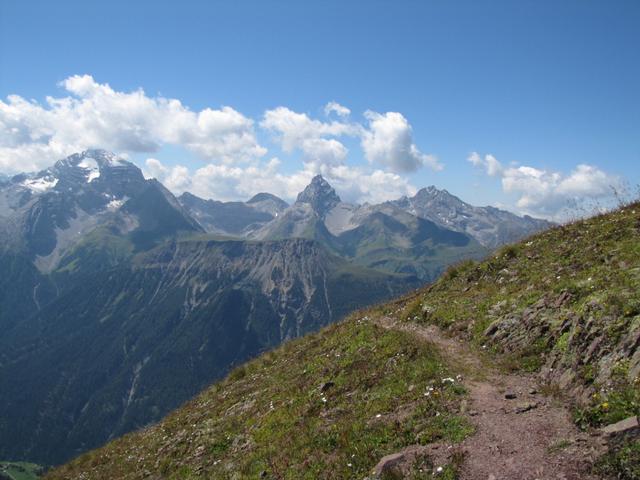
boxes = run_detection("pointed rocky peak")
[414,185,447,199]
[295,175,341,216]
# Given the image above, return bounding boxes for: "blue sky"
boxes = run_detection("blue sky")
[1,0,638,218]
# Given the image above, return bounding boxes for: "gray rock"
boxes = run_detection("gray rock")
[373,452,405,476]
[601,416,639,436]
[515,402,538,414]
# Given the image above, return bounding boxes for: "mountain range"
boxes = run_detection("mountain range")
[0,150,552,466]
[179,174,552,251]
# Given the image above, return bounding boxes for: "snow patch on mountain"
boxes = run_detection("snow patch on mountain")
[107,198,126,211]
[22,176,59,193]
[78,157,101,182]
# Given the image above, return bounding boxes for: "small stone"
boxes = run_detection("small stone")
[505,392,517,399]
[529,388,538,395]
[319,381,335,392]
[601,416,639,436]
[260,471,268,478]
[515,402,538,414]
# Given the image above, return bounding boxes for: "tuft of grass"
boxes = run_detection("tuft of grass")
[547,439,573,454]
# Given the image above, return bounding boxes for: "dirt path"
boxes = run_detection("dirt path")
[376,317,605,480]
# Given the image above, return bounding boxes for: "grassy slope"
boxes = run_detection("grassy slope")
[48,315,470,479]
[47,204,640,479]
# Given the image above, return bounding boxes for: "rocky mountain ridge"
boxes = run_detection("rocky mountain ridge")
[179,175,552,250]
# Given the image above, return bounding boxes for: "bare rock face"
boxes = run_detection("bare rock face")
[295,175,341,218]
[482,291,640,407]
[0,149,202,268]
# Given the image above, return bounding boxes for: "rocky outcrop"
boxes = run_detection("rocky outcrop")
[482,291,640,406]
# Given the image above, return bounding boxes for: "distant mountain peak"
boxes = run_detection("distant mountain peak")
[415,185,454,199]
[48,150,140,188]
[295,175,341,216]
[55,149,132,170]
[412,185,466,209]
[247,192,287,206]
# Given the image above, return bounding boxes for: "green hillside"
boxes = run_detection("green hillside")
[47,204,640,479]
[0,462,43,480]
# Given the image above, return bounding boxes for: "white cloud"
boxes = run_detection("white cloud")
[324,101,351,117]
[1,76,438,202]
[503,164,617,214]
[314,164,417,204]
[361,111,442,173]
[0,75,266,173]
[261,106,357,166]
[470,152,620,218]
[262,106,439,175]
[145,157,416,205]
[467,151,503,176]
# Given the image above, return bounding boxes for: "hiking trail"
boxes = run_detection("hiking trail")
[376,316,605,480]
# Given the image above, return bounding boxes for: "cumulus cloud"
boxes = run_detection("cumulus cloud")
[261,106,357,167]
[145,157,416,204]
[0,74,266,173]
[503,164,617,214]
[145,157,310,202]
[324,101,351,118]
[261,106,440,175]
[361,111,442,173]
[1,75,438,204]
[469,152,620,218]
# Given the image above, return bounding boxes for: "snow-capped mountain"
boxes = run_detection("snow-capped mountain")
[0,149,201,271]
